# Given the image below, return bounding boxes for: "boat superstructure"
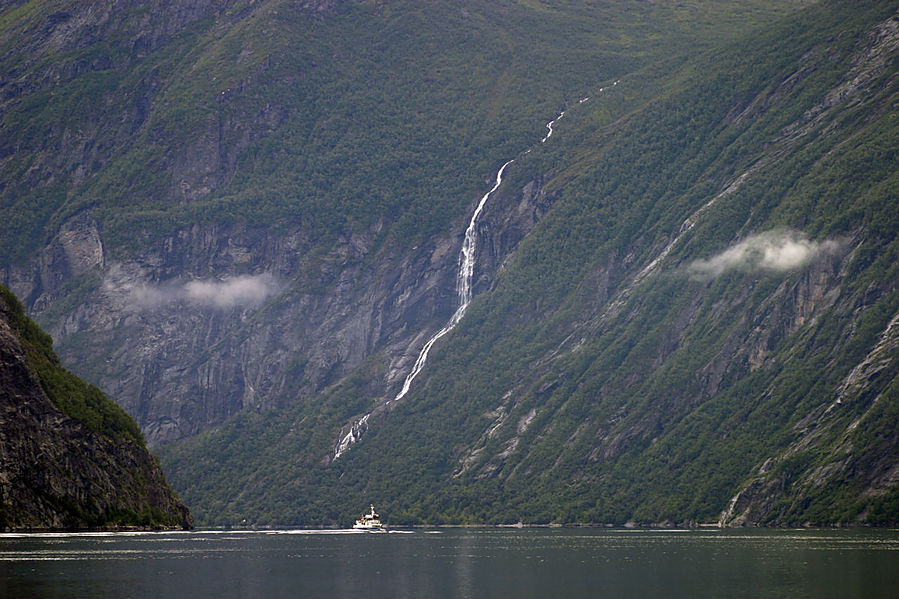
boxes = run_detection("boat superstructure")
[353,504,384,530]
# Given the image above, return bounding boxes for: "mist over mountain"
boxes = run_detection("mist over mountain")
[2,0,897,527]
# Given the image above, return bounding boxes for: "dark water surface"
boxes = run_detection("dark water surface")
[1,528,897,598]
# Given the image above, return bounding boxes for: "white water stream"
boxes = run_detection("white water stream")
[334,86,617,459]
[332,159,516,460]
[391,158,514,405]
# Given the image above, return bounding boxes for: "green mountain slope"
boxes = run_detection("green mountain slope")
[3,0,896,528]
[158,0,899,526]
[1,0,795,263]
[1,0,805,443]
[1,0,803,449]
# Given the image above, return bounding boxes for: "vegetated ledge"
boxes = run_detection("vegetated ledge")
[0,285,192,532]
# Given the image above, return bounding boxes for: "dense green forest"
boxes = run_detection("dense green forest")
[159,1,899,526]
[3,0,896,527]
[0,0,800,263]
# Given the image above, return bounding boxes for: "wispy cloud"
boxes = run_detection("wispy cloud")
[181,275,278,309]
[687,230,841,281]
[106,268,279,310]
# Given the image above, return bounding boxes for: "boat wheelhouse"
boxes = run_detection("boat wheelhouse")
[353,504,383,530]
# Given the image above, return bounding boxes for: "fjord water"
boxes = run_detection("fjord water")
[2,528,898,598]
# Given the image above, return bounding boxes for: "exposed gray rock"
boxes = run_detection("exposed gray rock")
[7,165,548,446]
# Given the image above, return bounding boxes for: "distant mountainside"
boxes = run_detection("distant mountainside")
[0,285,191,530]
[2,0,897,528]
[1,0,801,446]
[163,0,899,527]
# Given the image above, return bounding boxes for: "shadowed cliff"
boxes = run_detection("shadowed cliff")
[0,285,191,530]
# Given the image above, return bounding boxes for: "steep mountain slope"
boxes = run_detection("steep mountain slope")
[3,0,895,528]
[1,0,800,446]
[0,285,191,530]
[159,0,899,526]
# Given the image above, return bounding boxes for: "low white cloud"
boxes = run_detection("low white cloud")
[182,275,277,309]
[687,230,841,281]
[107,269,279,311]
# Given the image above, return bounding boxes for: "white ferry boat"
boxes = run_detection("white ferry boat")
[353,504,384,530]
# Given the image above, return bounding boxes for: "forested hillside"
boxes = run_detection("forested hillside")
[162,0,899,526]
[2,0,896,527]
[1,0,800,446]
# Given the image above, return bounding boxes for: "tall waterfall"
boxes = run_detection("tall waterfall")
[332,87,616,460]
[332,159,515,460]
[391,158,514,405]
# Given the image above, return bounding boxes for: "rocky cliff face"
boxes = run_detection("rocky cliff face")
[150,2,898,527]
[3,171,545,445]
[1,0,559,446]
[0,286,191,530]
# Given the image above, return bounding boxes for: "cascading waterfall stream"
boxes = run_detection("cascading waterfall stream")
[391,158,514,405]
[333,84,618,460]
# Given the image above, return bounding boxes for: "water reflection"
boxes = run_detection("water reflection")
[1,528,897,598]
